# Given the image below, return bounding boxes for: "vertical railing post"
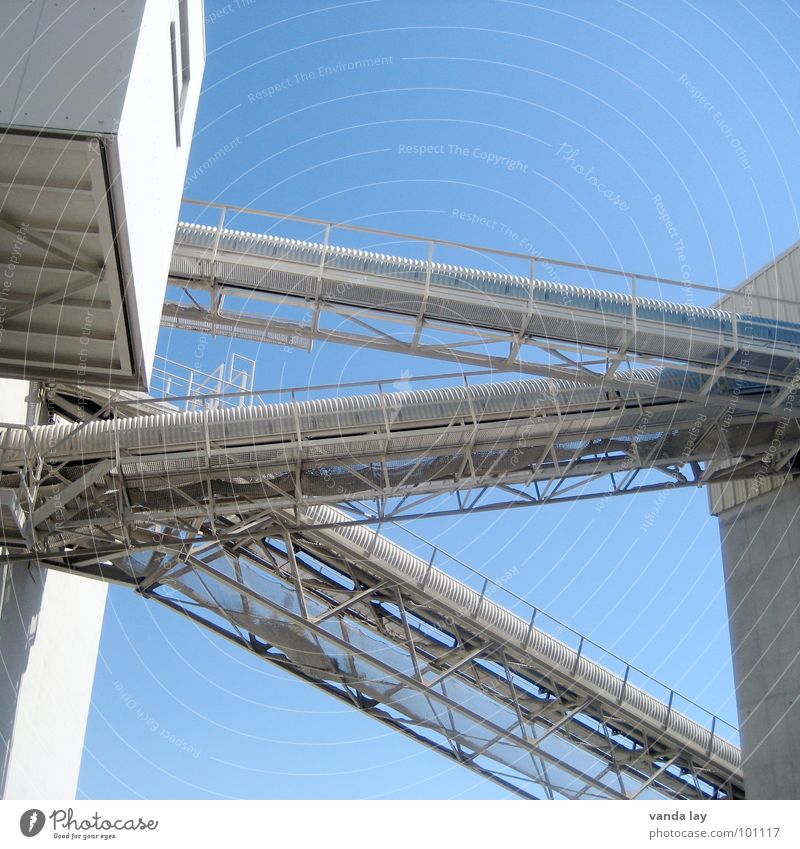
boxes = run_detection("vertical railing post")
[208,206,227,338]
[312,223,331,335]
[573,635,585,674]
[413,240,435,347]
[664,689,674,730]
[529,257,537,312]
[210,205,226,269]
[112,408,128,549]
[420,549,436,591]
[425,239,435,289]
[474,577,489,618]
[619,663,630,705]
[524,607,538,650]
[707,714,717,756]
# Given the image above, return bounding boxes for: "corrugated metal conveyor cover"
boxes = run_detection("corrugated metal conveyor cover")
[298,503,741,775]
[174,222,800,347]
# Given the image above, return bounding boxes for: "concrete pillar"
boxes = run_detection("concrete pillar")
[717,479,800,799]
[0,567,107,798]
[0,378,108,799]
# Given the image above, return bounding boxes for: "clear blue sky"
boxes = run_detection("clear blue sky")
[79,0,800,799]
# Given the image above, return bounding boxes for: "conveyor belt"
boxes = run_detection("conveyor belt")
[169,221,800,387]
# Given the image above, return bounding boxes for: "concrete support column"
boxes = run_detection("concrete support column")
[0,378,108,799]
[717,479,800,800]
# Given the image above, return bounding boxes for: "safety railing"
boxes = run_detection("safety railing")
[104,365,511,416]
[0,411,740,752]
[177,198,799,316]
[149,354,256,410]
[349,502,740,750]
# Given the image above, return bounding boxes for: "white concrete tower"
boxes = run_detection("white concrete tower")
[710,242,800,799]
[0,0,205,798]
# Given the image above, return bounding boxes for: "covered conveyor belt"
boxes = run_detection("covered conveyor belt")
[169,218,800,389]
[5,204,797,800]
[0,368,793,542]
[33,501,744,800]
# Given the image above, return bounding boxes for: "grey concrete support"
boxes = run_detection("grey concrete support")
[0,378,108,799]
[0,566,107,798]
[718,478,800,799]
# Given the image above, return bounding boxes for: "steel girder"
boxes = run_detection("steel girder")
[6,205,798,800]
[167,210,800,400]
[32,510,743,801]
[0,375,796,553]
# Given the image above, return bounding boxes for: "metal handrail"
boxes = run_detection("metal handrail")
[179,197,798,308]
[137,362,506,412]
[356,503,739,742]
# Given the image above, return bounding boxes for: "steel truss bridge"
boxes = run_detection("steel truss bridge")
[4,201,800,800]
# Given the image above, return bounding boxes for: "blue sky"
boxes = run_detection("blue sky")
[79,0,800,799]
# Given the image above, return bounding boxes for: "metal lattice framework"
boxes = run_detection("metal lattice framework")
[5,202,800,799]
[16,502,743,800]
[5,367,796,548]
[165,202,800,400]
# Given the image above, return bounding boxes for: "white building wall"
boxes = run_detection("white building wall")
[709,240,800,515]
[717,241,800,324]
[717,478,800,799]
[0,1,145,132]
[708,241,800,798]
[0,378,108,799]
[0,0,206,388]
[0,569,107,799]
[113,0,206,385]
[0,0,205,798]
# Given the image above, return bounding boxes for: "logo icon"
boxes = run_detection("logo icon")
[19,809,46,837]
[392,368,413,394]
